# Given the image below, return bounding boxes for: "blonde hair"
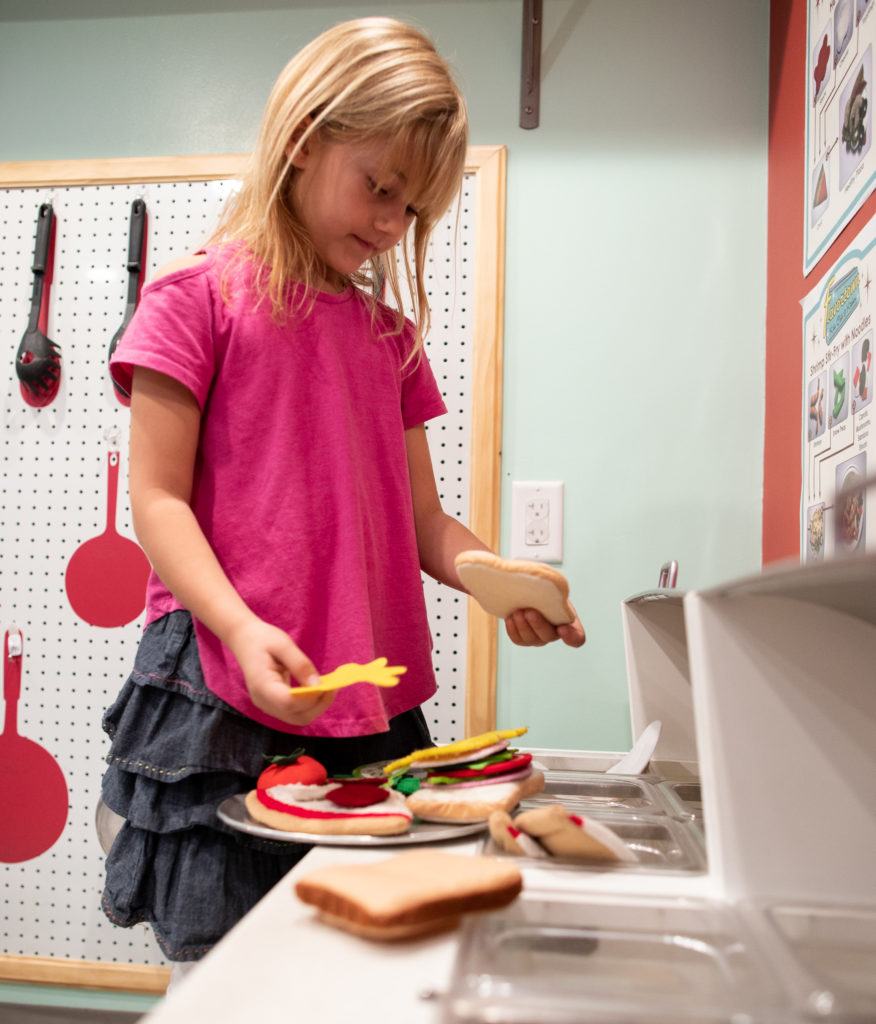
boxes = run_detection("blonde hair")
[211,17,469,359]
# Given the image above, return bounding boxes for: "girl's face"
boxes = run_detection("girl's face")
[290,134,418,290]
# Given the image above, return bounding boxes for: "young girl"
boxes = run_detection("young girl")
[101,16,584,967]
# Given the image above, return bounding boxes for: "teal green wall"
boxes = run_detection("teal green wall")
[0,0,769,751]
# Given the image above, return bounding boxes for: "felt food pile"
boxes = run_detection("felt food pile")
[245,727,543,837]
[382,727,545,823]
[245,751,413,836]
[489,804,637,865]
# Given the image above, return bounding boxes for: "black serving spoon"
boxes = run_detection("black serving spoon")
[15,203,61,408]
[107,198,147,406]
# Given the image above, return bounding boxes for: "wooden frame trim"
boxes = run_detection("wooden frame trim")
[0,145,502,187]
[463,145,506,736]
[0,954,169,994]
[0,147,505,989]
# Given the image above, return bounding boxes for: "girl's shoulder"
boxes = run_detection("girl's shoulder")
[150,252,211,285]
[144,249,217,295]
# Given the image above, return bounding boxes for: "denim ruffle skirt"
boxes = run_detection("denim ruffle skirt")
[100,610,433,961]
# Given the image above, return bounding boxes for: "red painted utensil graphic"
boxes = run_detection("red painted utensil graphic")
[65,450,151,627]
[0,629,69,863]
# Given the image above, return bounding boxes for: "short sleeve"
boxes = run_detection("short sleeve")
[400,341,448,429]
[109,264,216,409]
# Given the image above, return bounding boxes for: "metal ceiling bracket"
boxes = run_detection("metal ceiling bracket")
[520,0,543,129]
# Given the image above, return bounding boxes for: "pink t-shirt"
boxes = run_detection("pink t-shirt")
[110,245,447,737]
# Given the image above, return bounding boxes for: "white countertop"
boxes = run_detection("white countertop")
[144,829,718,1024]
[144,838,481,1024]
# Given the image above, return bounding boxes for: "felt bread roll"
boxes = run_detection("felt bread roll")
[406,770,545,823]
[295,849,523,941]
[514,804,636,863]
[455,551,574,625]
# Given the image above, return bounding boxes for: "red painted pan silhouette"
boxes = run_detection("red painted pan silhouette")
[0,629,68,863]
[66,450,150,627]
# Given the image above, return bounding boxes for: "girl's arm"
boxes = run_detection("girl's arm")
[129,366,334,725]
[405,425,585,648]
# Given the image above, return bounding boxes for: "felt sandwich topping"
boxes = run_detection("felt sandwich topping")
[425,751,533,784]
[382,727,528,776]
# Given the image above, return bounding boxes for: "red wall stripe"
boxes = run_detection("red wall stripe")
[765,0,876,563]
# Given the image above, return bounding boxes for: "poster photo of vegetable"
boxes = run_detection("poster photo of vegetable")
[829,350,851,427]
[836,0,856,64]
[808,370,828,441]
[851,333,873,411]
[806,503,826,562]
[839,47,872,189]
[835,452,867,551]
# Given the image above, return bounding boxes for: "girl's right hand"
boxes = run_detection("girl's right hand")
[227,618,335,727]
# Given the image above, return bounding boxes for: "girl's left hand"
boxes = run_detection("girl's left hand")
[504,605,586,648]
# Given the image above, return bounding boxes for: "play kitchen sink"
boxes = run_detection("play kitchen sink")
[441,892,780,1023]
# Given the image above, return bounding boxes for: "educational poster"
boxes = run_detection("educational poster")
[805,0,876,274]
[802,214,875,561]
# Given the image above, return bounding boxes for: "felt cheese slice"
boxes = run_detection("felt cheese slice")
[382,727,528,776]
[455,551,574,626]
[406,770,545,823]
[290,657,406,697]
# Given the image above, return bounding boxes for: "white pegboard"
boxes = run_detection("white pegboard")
[0,173,476,965]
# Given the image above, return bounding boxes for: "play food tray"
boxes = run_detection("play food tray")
[659,781,703,822]
[481,810,704,873]
[441,893,778,1023]
[532,771,668,814]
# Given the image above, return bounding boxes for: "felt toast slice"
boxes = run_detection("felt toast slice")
[295,849,523,941]
[455,551,574,625]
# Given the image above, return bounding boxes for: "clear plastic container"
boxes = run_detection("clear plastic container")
[759,901,876,1020]
[531,771,669,815]
[481,810,705,873]
[441,892,780,1023]
[660,780,703,823]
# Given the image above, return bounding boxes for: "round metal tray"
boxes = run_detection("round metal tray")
[217,793,487,847]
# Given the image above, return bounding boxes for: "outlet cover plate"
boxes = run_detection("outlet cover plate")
[510,480,564,562]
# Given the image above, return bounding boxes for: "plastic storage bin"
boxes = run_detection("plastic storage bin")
[441,892,780,1023]
[659,780,703,822]
[754,901,876,1021]
[530,771,670,815]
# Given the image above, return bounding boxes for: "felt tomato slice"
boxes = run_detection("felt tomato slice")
[327,782,390,808]
[258,753,327,789]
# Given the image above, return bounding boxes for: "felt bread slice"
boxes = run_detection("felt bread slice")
[244,788,412,836]
[406,770,545,823]
[295,849,523,941]
[455,551,574,625]
[514,804,636,863]
[488,810,549,858]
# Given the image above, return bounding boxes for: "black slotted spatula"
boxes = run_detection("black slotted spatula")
[107,198,147,406]
[15,203,61,408]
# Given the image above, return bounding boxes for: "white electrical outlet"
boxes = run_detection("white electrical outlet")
[510,481,564,562]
